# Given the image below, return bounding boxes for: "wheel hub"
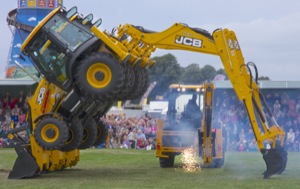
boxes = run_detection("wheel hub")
[86,63,112,88]
[95,71,104,81]
[45,128,56,139]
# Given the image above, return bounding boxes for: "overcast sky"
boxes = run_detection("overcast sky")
[1,0,300,80]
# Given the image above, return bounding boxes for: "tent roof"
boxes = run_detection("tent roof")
[214,80,300,89]
[0,79,37,86]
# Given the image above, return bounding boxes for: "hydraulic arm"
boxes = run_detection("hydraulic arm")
[115,23,287,178]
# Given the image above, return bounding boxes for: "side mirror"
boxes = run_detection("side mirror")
[93,18,102,27]
[66,6,78,19]
[82,14,93,25]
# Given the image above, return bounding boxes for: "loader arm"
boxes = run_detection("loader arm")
[116,23,287,178]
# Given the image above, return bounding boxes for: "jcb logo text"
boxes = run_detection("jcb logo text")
[175,36,202,48]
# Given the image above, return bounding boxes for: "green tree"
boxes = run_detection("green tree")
[181,63,203,84]
[148,53,181,100]
[199,65,216,81]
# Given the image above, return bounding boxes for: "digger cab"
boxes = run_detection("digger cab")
[21,6,100,91]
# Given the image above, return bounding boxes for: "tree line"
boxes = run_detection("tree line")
[147,53,269,100]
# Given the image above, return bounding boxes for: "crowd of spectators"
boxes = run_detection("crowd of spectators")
[101,113,157,150]
[0,91,29,147]
[1,88,300,153]
[213,89,300,152]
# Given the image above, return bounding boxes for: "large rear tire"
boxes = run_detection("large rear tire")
[93,120,108,146]
[75,52,125,100]
[129,66,144,100]
[78,118,97,149]
[118,63,135,100]
[60,119,84,152]
[34,117,68,150]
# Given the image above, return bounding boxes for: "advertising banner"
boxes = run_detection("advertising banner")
[27,0,36,7]
[48,0,54,8]
[19,0,27,8]
[18,0,63,9]
[38,0,46,7]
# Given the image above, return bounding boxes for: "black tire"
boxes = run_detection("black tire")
[60,119,84,152]
[34,117,68,150]
[159,154,175,168]
[118,63,135,100]
[139,68,149,97]
[212,158,224,168]
[125,65,135,98]
[75,52,125,100]
[128,66,144,100]
[93,120,108,146]
[78,118,97,149]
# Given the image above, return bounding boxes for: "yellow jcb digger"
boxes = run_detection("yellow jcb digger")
[156,83,225,168]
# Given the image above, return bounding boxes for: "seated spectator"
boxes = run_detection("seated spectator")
[121,134,131,149]
[136,129,146,141]
[137,138,146,149]
[146,137,156,150]
[136,129,146,149]
[18,109,26,126]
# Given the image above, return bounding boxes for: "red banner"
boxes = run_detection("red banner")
[38,0,46,7]
[48,0,54,8]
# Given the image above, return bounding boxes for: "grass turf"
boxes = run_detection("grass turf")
[0,148,300,189]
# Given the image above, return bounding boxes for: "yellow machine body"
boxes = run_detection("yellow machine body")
[156,83,225,168]
[8,5,286,179]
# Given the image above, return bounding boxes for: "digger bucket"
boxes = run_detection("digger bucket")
[262,146,288,179]
[8,145,39,179]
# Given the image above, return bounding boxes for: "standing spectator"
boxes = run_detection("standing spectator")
[144,121,152,139]
[11,105,20,124]
[5,112,12,125]
[296,99,300,114]
[281,92,290,111]
[0,108,5,123]
[286,128,295,151]
[273,100,281,114]
[128,128,137,149]
[294,129,300,151]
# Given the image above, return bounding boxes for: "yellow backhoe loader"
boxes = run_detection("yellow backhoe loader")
[156,83,225,168]
[7,5,286,179]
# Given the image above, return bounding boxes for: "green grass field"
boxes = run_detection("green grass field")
[0,148,299,189]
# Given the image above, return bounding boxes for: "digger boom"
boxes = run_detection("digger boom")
[115,23,287,178]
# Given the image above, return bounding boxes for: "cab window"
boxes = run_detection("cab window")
[44,14,93,52]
